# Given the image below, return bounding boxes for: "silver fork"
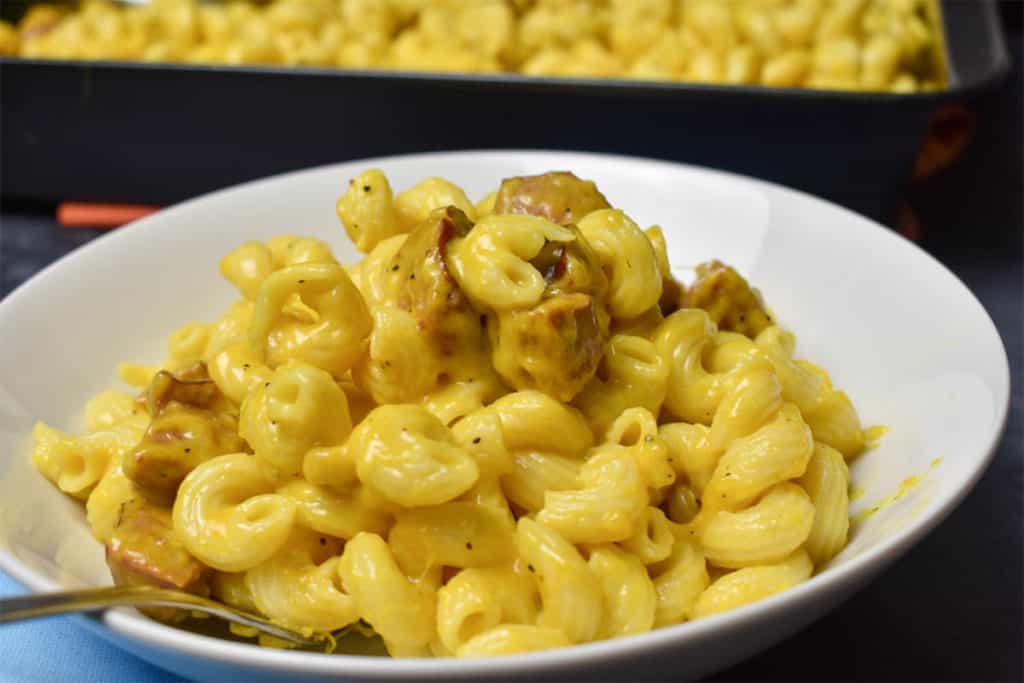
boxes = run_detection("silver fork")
[0,585,326,648]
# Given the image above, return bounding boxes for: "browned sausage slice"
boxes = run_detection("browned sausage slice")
[686,260,774,337]
[493,171,611,225]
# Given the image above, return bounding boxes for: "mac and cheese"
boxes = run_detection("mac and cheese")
[33,167,875,657]
[3,0,947,92]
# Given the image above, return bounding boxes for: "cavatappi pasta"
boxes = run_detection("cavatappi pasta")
[3,0,947,92]
[33,168,875,657]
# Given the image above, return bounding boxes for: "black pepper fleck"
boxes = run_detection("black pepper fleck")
[363,185,371,192]
[184,448,191,453]
[465,542,473,550]
[472,437,481,444]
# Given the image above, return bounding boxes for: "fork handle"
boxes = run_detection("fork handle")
[0,585,323,647]
[0,585,210,623]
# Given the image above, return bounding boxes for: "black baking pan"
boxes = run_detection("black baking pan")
[0,1,1009,220]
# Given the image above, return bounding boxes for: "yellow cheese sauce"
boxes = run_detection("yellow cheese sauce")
[852,476,921,526]
[851,457,943,527]
[849,485,867,503]
[863,424,890,450]
[847,425,888,502]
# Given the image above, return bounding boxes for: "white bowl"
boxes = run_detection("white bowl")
[0,151,1009,682]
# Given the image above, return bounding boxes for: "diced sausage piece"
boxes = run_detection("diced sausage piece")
[106,501,205,589]
[106,499,208,621]
[486,221,611,402]
[126,367,247,501]
[145,367,222,416]
[125,404,246,499]
[388,206,481,354]
[685,260,773,337]
[489,292,610,402]
[493,172,612,225]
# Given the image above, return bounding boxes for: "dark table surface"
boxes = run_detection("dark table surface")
[2,12,1021,683]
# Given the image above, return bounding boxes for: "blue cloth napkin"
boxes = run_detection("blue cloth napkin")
[0,570,189,683]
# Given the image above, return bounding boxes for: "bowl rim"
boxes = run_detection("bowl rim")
[0,149,1011,678]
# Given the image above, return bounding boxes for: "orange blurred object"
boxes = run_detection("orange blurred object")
[913,104,976,180]
[894,201,922,242]
[57,202,160,228]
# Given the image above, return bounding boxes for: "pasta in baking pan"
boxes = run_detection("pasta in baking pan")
[2,0,947,92]
[32,167,878,657]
